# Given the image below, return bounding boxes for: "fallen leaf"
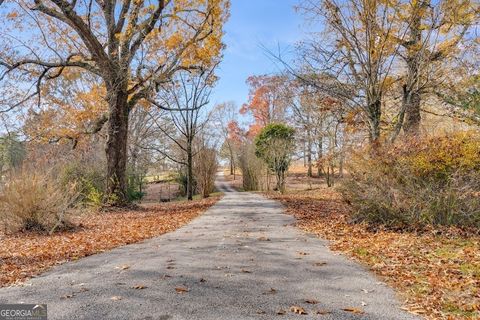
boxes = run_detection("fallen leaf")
[314,262,327,266]
[269,192,480,320]
[175,286,189,293]
[263,287,277,295]
[241,269,252,273]
[290,306,308,315]
[316,309,331,315]
[342,307,364,314]
[132,284,147,289]
[116,264,130,270]
[277,309,286,315]
[305,299,318,304]
[258,236,271,241]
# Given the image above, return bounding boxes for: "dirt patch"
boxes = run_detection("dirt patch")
[142,181,182,203]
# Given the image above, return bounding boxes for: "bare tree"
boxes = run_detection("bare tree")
[273,0,405,146]
[147,69,213,200]
[212,101,238,178]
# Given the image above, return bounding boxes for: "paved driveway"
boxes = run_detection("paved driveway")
[0,176,419,320]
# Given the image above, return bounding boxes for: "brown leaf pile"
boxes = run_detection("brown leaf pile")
[0,196,220,287]
[269,191,480,320]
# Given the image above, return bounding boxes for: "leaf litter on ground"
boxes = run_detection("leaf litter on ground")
[269,190,480,320]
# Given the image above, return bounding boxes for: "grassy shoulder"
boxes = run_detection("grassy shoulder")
[268,188,479,320]
[0,195,221,288]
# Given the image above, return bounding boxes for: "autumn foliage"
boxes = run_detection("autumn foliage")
[340,131,480,229]
[241,75,289,137]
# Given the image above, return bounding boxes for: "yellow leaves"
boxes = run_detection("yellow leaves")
[440,0,478,26]
[165,32,184,50]
[25,75,108,144]
[398,131,480,177]
[382,76,396,89]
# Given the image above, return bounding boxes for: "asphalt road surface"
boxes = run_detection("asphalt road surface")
[0,175,419,320]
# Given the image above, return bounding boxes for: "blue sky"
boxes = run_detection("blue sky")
[210,0,306,108]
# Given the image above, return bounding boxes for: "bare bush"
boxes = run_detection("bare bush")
[194,147,218,198]
[0,171,79,233]
[237,142,268,191]
[339,132,480,230]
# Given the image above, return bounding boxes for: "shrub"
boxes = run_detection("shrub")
[0,171,79,233]
[194,147,218,198]
[60,161,105,207]
[339,132,480,230]
[238,141,268,191]
[255,123,295,193]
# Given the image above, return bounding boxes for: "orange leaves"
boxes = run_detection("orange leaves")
[226,120,244,144]
[6,11,19,19]
[0,196,220,288]
[342,307,364,314]
[242,75,290,135]
[289,306,308,315]
[175,286,189,293]
[271,191,480,320]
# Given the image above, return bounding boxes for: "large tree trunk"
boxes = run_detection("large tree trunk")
[403,2,424,135]
[403,89,421,134]
[105,88,130,206]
